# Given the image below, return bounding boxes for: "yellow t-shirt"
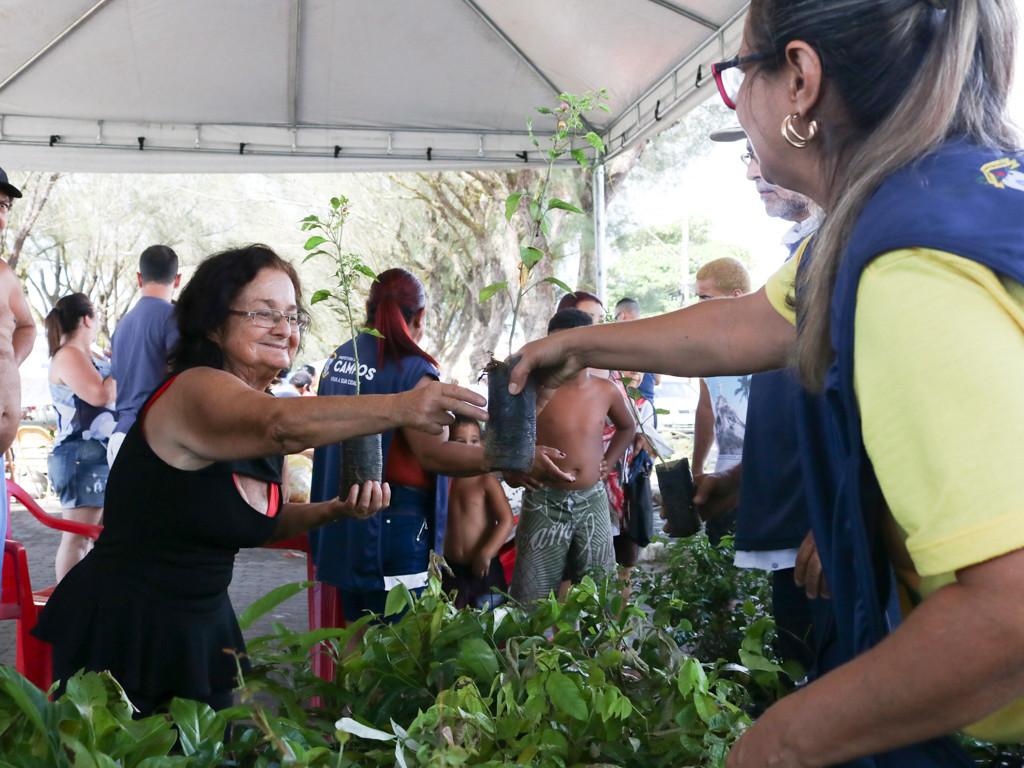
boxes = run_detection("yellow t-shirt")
[764,247,1024,742]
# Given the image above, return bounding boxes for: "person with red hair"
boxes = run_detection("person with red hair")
[310,268,570,622]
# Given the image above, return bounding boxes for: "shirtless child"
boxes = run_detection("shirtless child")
[441,416,515,609]
[508,308,635,605]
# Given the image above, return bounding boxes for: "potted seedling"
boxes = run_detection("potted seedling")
[617,373,699,537]
[302,195,383,493]
[480,90,609,472]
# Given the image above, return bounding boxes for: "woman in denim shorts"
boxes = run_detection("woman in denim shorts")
[45,293,116,582]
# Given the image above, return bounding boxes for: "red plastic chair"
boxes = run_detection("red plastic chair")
[1,479,103,690]
[0,539,51,688]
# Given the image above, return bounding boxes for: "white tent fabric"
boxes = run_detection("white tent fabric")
[0,0,748,173]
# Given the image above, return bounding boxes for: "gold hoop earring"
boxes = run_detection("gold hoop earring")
[781,113,818,148]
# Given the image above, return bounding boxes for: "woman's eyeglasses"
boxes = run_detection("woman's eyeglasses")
[712,52,773,110]
[229,308,311,333]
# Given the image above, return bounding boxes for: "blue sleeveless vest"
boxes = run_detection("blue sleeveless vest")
[810,140,1024,767]
[308,333,448,591]
[735,366,826,551]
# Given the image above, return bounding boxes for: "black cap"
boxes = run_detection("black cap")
[708,126,746,142]
[0,167,22,199]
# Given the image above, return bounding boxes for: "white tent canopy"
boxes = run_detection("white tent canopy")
[0,0,748,173]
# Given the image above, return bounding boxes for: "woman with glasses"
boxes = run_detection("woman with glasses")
[510,0,1023,764]
[33,245,488,717]
[310,268,571,628]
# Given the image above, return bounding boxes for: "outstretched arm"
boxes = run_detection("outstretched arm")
[146,368,488,471]
[509,287,794,395]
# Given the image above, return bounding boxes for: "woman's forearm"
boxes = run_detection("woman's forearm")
[267,500,343,543]
[728,547,1024,766]
[575,289,793,378]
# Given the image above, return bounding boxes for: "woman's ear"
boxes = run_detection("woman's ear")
[412,307,426,332]
[784,40,824,116]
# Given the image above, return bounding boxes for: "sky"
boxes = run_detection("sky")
[620,29,1024,289]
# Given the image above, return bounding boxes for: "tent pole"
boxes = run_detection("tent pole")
[0,0,116,95]
[593,159,607,303]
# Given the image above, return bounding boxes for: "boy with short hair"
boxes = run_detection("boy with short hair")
[508,308,636,605]
[441,416,515,609]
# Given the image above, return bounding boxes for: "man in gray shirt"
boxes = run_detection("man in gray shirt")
[108,245,180,465]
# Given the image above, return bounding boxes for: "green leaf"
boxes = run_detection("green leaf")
[694,692,720,723]
[535,106,553,114]
[479,282,507,303]
[739,649,785,673]
[570,148,588,168]
[330,196,342,209]
[353,263,377,280]
[238,581,312,631]
[310,289,332,304]
[655,408,670,415]
[545,671,588,721]
[505,192,522,222]
[585,132,605,152]
[547,198,584,215]
[460,637,499,680]
[541,276,574,294]
[304,235,328,251]
[529,198,541,222]
[384,584,413,616]
[167,697,222,755]
[363,327,385,339]
[520,246,544,269]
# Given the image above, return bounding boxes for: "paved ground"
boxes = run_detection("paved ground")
[0,494,312,671]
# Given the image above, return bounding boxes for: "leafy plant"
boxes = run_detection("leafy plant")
[0,665,228,767]
[301,195,379,394]
[479,90,610,356]
[631,532,797,707]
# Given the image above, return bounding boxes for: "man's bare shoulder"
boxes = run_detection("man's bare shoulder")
[0,259,20,294]
[589,374,625,401]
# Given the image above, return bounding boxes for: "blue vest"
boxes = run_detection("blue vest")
[734,367,824,551]
[809,140,1024,767]
[308,333,448,591]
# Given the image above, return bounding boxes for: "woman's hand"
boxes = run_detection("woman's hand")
[398,381,488,435]
[508,336,587,395]
[332,480,391,520]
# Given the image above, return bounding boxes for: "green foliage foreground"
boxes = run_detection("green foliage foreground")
[0,535,795,767]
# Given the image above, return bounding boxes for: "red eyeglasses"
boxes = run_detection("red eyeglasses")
[712,52,773,110]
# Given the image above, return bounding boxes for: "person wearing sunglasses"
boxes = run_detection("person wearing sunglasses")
[510,0,1024,764]
[33,245,490,717]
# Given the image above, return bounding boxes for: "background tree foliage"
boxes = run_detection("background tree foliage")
[606,216,752,316]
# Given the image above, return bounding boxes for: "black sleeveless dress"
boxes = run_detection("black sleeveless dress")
[32,376,283,706]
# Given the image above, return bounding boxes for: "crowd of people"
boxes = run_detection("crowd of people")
[0,0,1018,764]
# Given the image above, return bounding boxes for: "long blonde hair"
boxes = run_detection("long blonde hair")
[748,0,1019,389]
